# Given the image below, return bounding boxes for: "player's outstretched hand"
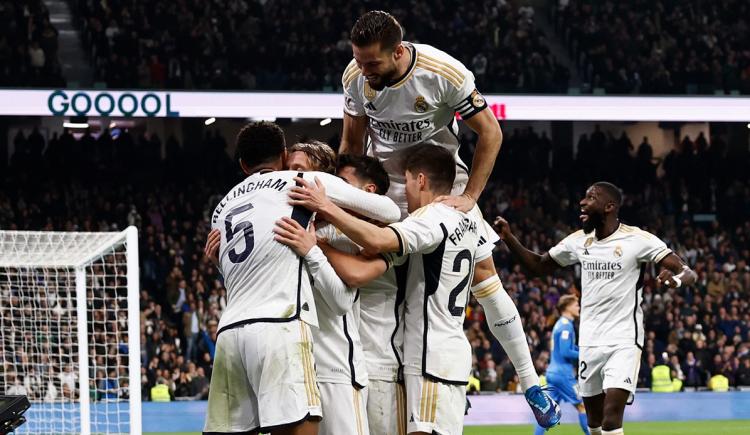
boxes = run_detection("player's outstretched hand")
[657,269,680,288]
[493,216,512,240]
[434,192,476,212]
[289,176,332,215]
[204,228,221,266]
[274,217,317,256]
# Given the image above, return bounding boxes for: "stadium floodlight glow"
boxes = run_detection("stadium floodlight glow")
[205,117,216,126]
[62,121,89,129]
[747,123,750,129]
[320,117,332,126]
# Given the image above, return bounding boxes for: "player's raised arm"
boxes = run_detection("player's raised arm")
[318,243,389,288]
[341,113,368,155]
[656,253,697,289]
[494,216,562,277]
[307,171,401,223]
[458,106,502,205]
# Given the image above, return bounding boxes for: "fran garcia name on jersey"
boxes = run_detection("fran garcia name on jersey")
[369,118,433,143]
[448,217,478,246]
[581,260,623,280]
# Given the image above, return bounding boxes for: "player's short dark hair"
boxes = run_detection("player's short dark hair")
[337,154,390,195]
[289,140,337,174]
[592,181,623,207]
[236,121,286,169]
[350,10,403,51]
[557,295,578,313]
[404,144,455,195]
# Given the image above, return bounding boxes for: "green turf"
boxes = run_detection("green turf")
[147,419,750,435]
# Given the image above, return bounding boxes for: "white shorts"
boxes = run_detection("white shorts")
[579,345,642,397]
[387,181,499,262]
[318,383,369,435]
[405,375,465,435]
[365,379,407,435]
[203,321,322,434]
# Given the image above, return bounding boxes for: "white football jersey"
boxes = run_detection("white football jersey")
[358,263,408,382]
[342,42,488,187]
[211,170,401,333]
[388,203,480,384]
[549,224,672,348]
[308,224,367,387]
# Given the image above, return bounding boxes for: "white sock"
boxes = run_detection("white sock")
[589,427,603,435]
[602,429,623,435]
[472,275,539,391]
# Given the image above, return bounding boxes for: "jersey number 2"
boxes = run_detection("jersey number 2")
[448,249,473,316]
[225,203,254,263]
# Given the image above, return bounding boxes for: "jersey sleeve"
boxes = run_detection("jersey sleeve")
[443,64,487,120]
[558,322,579,361]
[342,60,365,117]
[636,231,672,264]
[548,233,580,267]
[387,210,444,256]
[304,245,356,316]
[306,171,401,223]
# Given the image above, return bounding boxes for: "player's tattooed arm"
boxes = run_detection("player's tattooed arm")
[340,113,367,155]
[494,216,561,277]
[204,228,221,266]
[657,253,697,288]
[318,243,388,288]
[435,108,502,212]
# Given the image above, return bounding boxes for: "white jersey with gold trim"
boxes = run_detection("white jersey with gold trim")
[387,203,480,385]
[342,42,488,187]
[211,170,401,334]
[548,224,672,348]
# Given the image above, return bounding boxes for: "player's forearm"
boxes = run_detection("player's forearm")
[464,114,502,199]
[321,201,399,253]
[319,244,387,288]
[503,232,554,277]
[340,114,366,155]
[305,246,355,316]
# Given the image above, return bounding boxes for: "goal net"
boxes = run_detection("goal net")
[0,227,141,435]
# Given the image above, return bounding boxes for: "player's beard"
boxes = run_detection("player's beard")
[367,65,399,91]
[582,211,603,234]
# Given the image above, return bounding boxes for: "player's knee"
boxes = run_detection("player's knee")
[471,257,496,284]
[601,406,624,431]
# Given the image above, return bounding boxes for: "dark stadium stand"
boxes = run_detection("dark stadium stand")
[1,124,748,399]
[0,0,65,87]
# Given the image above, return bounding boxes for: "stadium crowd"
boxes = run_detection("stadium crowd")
[0,0,65,87]
[554,0,750,94]
[67,0,568,93]
[0,124,749,401]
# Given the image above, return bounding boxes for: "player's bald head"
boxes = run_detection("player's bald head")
[590,181,623,209]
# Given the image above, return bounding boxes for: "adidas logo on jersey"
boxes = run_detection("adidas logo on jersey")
[365,102,377,111]
[302,302,310,312]
[624,377,632,384]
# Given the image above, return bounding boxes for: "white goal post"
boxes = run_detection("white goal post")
[0,227,141,435]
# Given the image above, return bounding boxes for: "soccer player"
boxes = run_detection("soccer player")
[202,121,400,435]
[274,150,388,435]
[340,10,558,426]
[535,295,590,435]
[289,144,490,435]
[494,182,697,435]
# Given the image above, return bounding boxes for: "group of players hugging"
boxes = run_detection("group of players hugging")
[200,11,696,435]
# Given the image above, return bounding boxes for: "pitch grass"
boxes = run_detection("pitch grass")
[148,419,750,435]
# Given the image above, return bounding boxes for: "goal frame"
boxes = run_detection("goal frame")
[0,226,141,435]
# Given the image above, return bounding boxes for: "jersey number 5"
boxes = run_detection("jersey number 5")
[225,203,255,263]
[448,249,473,316]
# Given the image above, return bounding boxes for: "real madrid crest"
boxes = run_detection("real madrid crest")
[414,96,428,113]
[614,246,623,257]
[584,237,594,248]
[470,89,485,108]
[364,81,377,101]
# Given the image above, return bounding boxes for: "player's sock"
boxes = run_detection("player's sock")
[472,275,539,391]
[602,430,623,435]
[589,427,602,435]
[534,425,546,435]
[578,412,591,435]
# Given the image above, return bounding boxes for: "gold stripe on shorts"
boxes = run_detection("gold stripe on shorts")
[353,388,364,435]
[429,381,438,423]
[300,322,320,406]
[397,383,407,435]
[419,379,429,421]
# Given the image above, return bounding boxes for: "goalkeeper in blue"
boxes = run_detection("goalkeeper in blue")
[535,295,590,435]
